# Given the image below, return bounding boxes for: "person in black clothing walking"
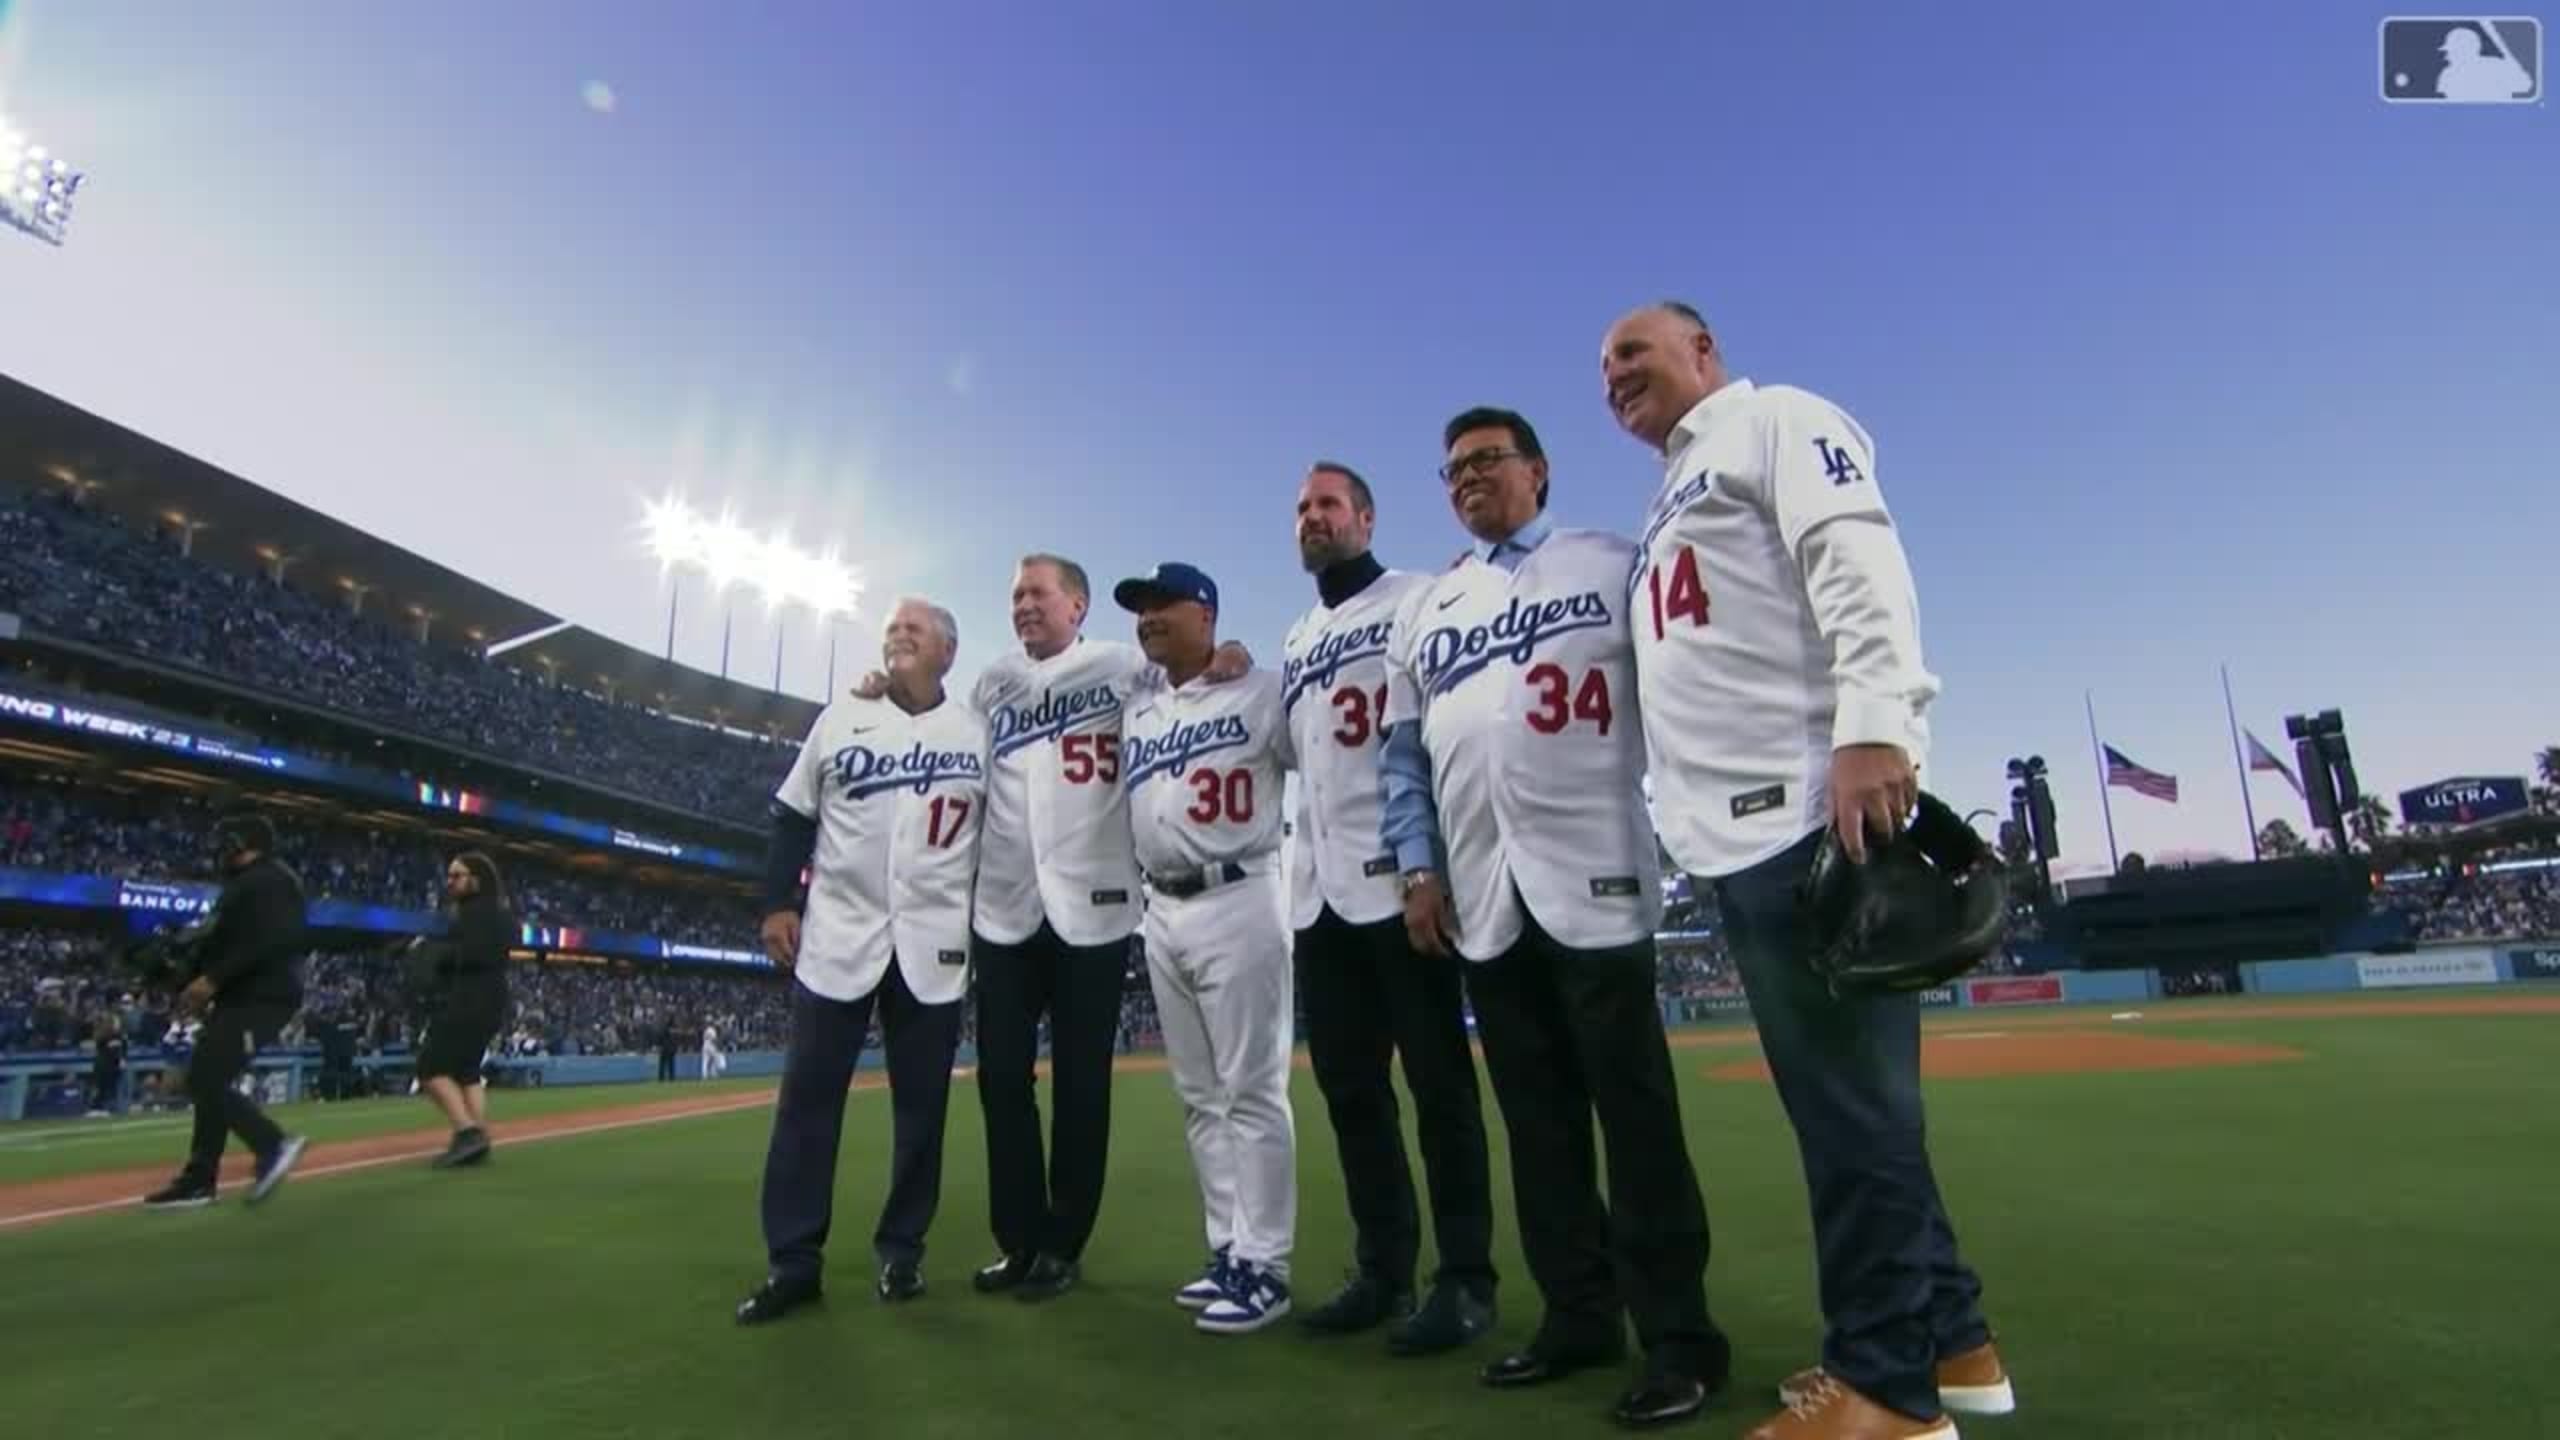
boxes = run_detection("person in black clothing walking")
[410,852,514,1168]
[658,1017,681,1082]
[143,814,310,1211]
[89,1015,128,1116]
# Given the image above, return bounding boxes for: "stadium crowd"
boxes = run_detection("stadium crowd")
[0,773,759,946]
[0,489,792,826]
[3,921,1181,1060]
[0,922,793,1058]
[9,856,2558,1059]
[2382,862,2560,945]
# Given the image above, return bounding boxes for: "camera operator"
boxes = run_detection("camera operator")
[409,852,514,1168]
[142,814,311,1211]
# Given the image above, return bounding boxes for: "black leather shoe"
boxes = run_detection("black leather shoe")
[1611,1374,1710,1429]
[1013,1253,1080,1303]
[1611,1337,1732,1428]
[1299,1273,1413,1335]
[1389,1280,1495,1355]
[735,1276,821,1326]
[972,1253,1032,1294]
[1481,1338,1625,1389]
[877,1260,924,1303]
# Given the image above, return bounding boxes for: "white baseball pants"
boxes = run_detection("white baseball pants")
[1143,871,1297,1277]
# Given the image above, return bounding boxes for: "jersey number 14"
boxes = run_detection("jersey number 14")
[1644,544,1711,639]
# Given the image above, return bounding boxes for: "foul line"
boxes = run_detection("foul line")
[0,1090,781,1232]
[0,1116,195,1148]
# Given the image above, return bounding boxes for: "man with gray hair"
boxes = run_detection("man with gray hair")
[738,595,989,1323]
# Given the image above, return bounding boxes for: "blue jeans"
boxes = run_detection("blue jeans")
[1709,831,1991,1421]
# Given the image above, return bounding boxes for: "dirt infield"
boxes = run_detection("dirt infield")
[0,1087,786,1232]
[1708,1028,2304,1082]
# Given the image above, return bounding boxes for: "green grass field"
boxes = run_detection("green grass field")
[5,995,2556,1439]
[0,1079,781,1187]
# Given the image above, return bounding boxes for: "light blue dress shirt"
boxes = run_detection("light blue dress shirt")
[1377,510,1556,875]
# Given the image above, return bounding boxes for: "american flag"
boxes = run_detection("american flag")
[2244,730,2305,797]
[2103,744,2179,802]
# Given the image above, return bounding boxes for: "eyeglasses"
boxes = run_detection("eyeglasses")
[1439,448,1521,485]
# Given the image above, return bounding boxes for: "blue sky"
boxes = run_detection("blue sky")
[2,0,2552,872]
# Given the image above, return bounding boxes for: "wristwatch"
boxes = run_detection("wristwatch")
[1398,869,1437,898]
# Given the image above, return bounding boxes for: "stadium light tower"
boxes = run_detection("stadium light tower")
[2005,754,2061,899]
[0,118,85,247]
[2285,709,2360,857]
[639,495,863,692]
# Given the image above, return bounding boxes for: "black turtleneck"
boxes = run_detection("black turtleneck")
[1316,551,1386,608]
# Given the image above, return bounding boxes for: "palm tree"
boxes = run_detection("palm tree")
[2536,747,2560,814]
[2348,793,2394,852]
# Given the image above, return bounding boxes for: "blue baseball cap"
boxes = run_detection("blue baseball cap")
[1113,561,1219,615]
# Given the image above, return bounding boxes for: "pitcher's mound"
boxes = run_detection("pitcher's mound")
[1709,1029,2302,1081]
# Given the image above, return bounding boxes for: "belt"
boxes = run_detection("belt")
[1144,861,1251,900]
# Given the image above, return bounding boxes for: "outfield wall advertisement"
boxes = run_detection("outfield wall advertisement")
[1965,975,2063,1006]
[2353,951,2499,989]
[2509,948,2560,981]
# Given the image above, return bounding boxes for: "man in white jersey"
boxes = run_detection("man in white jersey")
[737,598,987,1326]
[1380,407,1730,1430]
[1112,561,1298,1334]
[699,1023,724,1081]
[1601,301,2011,1440]
[959,553,1249,1304]
[1281,462,1498,1354]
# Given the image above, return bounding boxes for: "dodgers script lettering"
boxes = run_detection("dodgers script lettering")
[831,741,986,799]
[989,682,1121,758]
[1283,621,1394,707]
[1418,591,1614,694]
[1124,713,1252,787]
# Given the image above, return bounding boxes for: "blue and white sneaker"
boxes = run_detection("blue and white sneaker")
[1174,1247,1233,1310]
[1196,1261,1291,1335]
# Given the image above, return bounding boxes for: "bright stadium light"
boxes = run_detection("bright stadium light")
[0,118,87,247]
[638,494,865,678]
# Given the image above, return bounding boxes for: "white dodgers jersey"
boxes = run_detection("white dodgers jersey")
[1281,571,1427,929]
[1383,530,1663,962]
[1124,669,1289,880]
[1632,378,1937,880]
[773,694,989,1006]
[971,637,1156,947]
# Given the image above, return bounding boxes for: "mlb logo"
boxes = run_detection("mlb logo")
[2380,16,2543,102]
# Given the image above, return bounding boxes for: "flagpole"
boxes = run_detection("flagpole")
[2221,664,2261,860]
[2085,690,2122,873]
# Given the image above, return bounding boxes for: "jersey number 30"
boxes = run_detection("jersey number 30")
[1331,684,1391,747]
[1644,543,1710,639]
[1187,768,1255,823]
[1525,665,1613,736]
